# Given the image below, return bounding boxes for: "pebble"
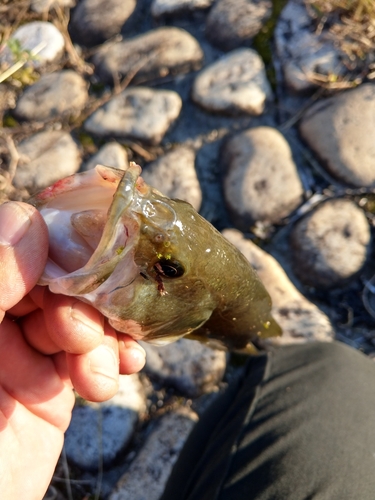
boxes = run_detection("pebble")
[1,22,65,68]
[275,0,346,93]
[222,126,304,228]
[140,338,226,397]
[290,199,371,288]
[70,0,136,46]
[14,70,88,122]
[93,27,204,84]
[84,87,182,145]
[142,146,202,211]
[14,130,81,193]
[299,83,375,187]
[151,0,214,18]
[82,142,128,172]
[109,408,198,500]
[64,374,146,470]
[222,229,335,344]
[30,0,75,13]
[205,0,272,51]
[192,48,272,115]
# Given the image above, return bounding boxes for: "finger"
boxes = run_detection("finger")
[118,333,146,374]
[0,318,74,431]
[67,322,119,402]
[20,309,60,355]
[43,291,104,354]
[0,202,48,320]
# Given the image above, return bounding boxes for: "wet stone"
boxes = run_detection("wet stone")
[142,146,202,211]
[222,229,334,344]
[93,27,203,85]
[82,142,128,172]
[140,338,227,397]
[14,130,81,193]
[206,0,272,51]
[1,22,65,68]
[192,48,272,115]
[70,0,136,47]
[109,409,198,500]
[14,70,88,122]
[64,374,146,470]
[275,0,346,93]
[84,87,182,145]
[31,0,75,13]
[299,83,375,188]
[222,126,304,228]
[290,199,371,289]
[151,0,214,18]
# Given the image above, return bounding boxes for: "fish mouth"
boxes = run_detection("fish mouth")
[35,163,144,299]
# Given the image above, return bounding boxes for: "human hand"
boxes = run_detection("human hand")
[0,201,146,500]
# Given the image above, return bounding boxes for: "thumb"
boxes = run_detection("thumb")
[0,202,48,319]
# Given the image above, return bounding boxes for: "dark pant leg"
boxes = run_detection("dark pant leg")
[161,341,375,500]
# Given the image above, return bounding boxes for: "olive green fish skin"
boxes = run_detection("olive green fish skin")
[30,163,281,352]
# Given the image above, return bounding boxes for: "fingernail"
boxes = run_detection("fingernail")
[89,345,119,380]
[71,301,104,337]
[0,202,32,246]
[120,340,146,359]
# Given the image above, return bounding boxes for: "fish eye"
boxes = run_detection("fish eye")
[154,259,185,278]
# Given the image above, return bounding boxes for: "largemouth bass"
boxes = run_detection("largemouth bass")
[29,162,281,353]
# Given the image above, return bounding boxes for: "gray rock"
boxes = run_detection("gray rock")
[14,70,88,122]
[14,130,81,193]
[82,142,128,172]
[222,127,304,228]
[1,22,65,68]
[299,83,375,187]
[151,0,214,17]
[93,27,203,84]
[275,0,346,92]
[84,87,182,145]
[290,199,371,288]
[206,0,272,51]
[64,374,146,470]
[70,0,136,46]
[140,338,226,397]
[142,146,202,211]
[31,0,75,13]
[109,408,198,500]
[192,48,272,115]
[222,229,334,344]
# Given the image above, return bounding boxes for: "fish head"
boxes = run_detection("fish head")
[30,163,218,344]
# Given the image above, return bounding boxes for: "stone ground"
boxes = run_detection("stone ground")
[1,0,375,499]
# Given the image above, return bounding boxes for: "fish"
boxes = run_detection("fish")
[29,162,281,353]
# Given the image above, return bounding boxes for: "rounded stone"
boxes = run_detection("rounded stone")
[14,130,81,193]
[222,126,304,228]
[299,83,375,187]
[31,0,75,13]
[14,70,88,122]
[275,0,346,93]
[142,146,202,211]
[140,338,226,397]
[290,199,371,288]
[84,87,182,145]
[1,22,65,68]
[192,48,272,115]
[82,142,128,172]
[70,0,136,46]
[151,0,214,18]
[64,374,146,470]
[205,0,272,51]
[222,228,334,344]
[93,27,203,84]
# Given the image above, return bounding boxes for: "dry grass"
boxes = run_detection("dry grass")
[305,0,375,77]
